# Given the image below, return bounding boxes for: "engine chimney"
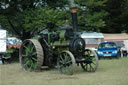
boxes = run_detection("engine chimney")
[69,0,78,34]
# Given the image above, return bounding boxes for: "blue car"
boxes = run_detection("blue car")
[97,42,123,58]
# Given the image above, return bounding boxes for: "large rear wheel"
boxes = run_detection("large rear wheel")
[81,49,98,72]
[19,39,44,71]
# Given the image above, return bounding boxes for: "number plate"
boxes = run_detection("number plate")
[103,54,111,57]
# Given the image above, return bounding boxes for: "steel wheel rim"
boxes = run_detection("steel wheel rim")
[57,51,75,75]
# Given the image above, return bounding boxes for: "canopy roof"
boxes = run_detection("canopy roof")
[81,32,104,38]
[104,33,128,40]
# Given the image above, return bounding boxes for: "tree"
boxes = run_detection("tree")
[0,0,69,40]
[1,0,127,39]
[119,0,128,32]
[76,0,108,32]
[103,0,126,33]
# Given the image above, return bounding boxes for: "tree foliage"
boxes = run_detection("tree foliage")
[119,0,128,32]
[103,0,128,33]
[76,0,108,32]
[0,0,69,40]
[0,0,128,40]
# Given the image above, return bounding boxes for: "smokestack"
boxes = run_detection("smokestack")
[69,0,78,34]
[71,8,78,33]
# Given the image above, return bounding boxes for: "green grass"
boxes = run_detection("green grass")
[0,57,128,85]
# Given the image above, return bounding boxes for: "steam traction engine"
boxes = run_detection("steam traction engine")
[19,0,98,75]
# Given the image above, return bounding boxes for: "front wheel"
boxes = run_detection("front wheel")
[81,49,99,72]
[57,51,76,75]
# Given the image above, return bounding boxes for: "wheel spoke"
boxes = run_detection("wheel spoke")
[60,55,64,62]
[32,57,37,61]
[32,52,37,56]
[59,60,63,64]
[92,62,96,65]
[89,64,94,71]
[28,42,32,50]
[66,60,72,64]
[29,59,36,71]
[67,55,70,61]
[29,60,34,70]
[59,64,64,68]
[24,46,30,53]
[22,54,27,57]
[62,65,72,74]
[84,63,87,68]
[92,58,96,61]
[24,57,29,62]
[91,63,95,68]
[86,64,89,71]
[24,60,30,67]
[31,46,35,52]
[32,60,37,68]
[64,53,68,62]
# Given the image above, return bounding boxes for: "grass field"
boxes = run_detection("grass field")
[0,57,128,85]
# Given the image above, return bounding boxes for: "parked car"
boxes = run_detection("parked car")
[97,41,123,59]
